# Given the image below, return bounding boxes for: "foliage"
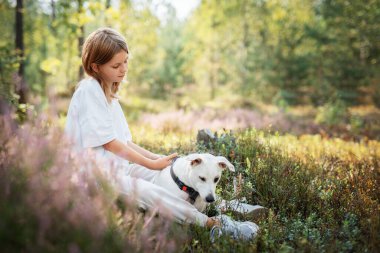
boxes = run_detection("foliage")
[149,4,186,97]
[2,0,379,110]
[180,0,380,105]
[134,125,380,252]
[315,99,348,126]
[0,44,19,104]
[135,103,380,141]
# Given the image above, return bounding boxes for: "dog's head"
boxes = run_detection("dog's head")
[185,153,235,203]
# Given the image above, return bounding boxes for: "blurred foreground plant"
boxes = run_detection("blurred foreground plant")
[0,109,184,252]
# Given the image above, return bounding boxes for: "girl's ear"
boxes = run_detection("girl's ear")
[91,63,99,73]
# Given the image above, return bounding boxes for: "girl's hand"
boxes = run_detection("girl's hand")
[150,153,178,170]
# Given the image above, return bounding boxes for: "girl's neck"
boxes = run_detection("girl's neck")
[100,80,112,88]
[96,79,114,103]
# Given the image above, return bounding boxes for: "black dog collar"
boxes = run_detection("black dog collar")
[170,156,199,204]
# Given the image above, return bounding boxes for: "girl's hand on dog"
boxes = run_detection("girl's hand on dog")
[149,153,178,170]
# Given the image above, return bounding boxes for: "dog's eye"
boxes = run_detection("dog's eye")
[214,177,219,183]
[199,176,206,182]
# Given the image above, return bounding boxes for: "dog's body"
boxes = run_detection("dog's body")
[154,153,235,212]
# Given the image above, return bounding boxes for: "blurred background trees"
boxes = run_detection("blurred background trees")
[0,0,379,112]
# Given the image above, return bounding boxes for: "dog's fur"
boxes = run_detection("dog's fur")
[154,153,235,212]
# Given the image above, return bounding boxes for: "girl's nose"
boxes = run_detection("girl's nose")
[121,64,128,73]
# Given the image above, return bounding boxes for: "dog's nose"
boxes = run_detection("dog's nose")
[205,195,215,203]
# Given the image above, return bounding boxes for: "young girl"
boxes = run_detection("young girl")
[65,27,259,240]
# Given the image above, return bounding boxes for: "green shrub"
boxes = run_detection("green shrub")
[315,99,348,126]
[170,128,379,252]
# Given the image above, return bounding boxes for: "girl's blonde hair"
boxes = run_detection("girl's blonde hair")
[81,27,129,103]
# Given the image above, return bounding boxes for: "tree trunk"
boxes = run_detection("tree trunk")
[242,0,253,94]
[78,26,84,80]
[210,15,217,100]
[78,0,84,80]
[15,0,27,104]
[51,0,56,21]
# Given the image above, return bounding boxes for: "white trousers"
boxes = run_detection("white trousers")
[115,163,208,226]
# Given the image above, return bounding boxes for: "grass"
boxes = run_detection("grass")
[133,126,380,252]
[1,108,379,252]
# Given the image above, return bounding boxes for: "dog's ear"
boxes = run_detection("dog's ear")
[186,154,203,167]
[216,156,235,172]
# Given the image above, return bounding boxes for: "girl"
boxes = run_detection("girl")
[65,27,259,240]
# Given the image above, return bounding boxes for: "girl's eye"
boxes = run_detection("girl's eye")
[112,66,118,69]
[214,177,219,183]
[199,176,206,182]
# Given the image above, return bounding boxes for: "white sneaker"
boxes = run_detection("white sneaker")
[217,199,268,220]
[210,214,259,242]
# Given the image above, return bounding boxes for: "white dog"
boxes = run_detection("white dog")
[154,153,235,212]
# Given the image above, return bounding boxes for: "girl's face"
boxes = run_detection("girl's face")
[97,50,128,85]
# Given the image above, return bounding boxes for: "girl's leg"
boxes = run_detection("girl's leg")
[115,171,259,241]
[125,163,159,182]
[116,172,208,226]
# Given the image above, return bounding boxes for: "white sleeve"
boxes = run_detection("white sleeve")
[78,86,115,148]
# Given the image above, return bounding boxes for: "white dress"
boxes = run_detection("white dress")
[65,78,208,226]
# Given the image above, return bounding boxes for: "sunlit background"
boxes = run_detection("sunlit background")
[1,0,379,139]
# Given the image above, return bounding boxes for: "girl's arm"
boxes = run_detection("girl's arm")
[103,139,177,170]
[127,141,161,160]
